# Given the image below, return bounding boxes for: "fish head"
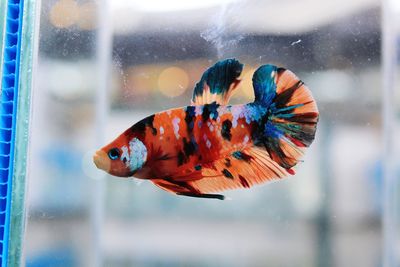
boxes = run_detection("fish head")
[93,134,148,177]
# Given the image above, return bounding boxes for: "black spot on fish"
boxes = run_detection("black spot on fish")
[202,102,219,122]
[221,119,232,141]
[277,67,286,74]
[183,137,198,158]
[239,175,250,188]
[194,165,202,171]
[122,158,127,164]
[202,107,210,121]
[131,120,146,135]
[232,151,253,162]
[177,138,198,167]
[177,151,185,166]
[185,106,196,134]
[131,114,157,136]
[222,168,234,179]
[224,158,231,167]
[250,117,263,138]
[146,114,157,135]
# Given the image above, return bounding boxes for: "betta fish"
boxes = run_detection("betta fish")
[93,59,319,200]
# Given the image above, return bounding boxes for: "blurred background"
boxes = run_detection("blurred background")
[23,0,400,266]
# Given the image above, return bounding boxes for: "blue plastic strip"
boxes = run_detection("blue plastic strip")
[0,0,24,266]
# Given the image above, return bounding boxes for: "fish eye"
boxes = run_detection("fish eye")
[108,148,120,160]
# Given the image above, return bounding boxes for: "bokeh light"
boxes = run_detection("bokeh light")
[158,67,189,97]
[49,0,79,28]
[77,2,97,30]
[123,66,156,97]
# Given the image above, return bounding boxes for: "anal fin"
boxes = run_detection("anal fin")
[151,146,292,196]
[188,147,292,193]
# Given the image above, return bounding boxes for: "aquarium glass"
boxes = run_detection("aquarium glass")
[23,0,395,266]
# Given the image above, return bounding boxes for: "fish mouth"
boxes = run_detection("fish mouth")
[93,150,110,172]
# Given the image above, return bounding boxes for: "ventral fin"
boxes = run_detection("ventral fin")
[191,58,243,106]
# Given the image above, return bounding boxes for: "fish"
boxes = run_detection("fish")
[93,59,319,200]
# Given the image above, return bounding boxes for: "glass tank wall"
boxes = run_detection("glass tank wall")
[22,0,394,266]
[382,0,400,266]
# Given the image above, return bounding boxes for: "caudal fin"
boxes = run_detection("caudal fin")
[252,65,319,170]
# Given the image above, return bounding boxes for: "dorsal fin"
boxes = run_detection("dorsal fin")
[191,59,243,106]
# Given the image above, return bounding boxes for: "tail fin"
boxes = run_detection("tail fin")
[252,65,319,169]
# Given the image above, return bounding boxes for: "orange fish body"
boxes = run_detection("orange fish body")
[94,59,319,199]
